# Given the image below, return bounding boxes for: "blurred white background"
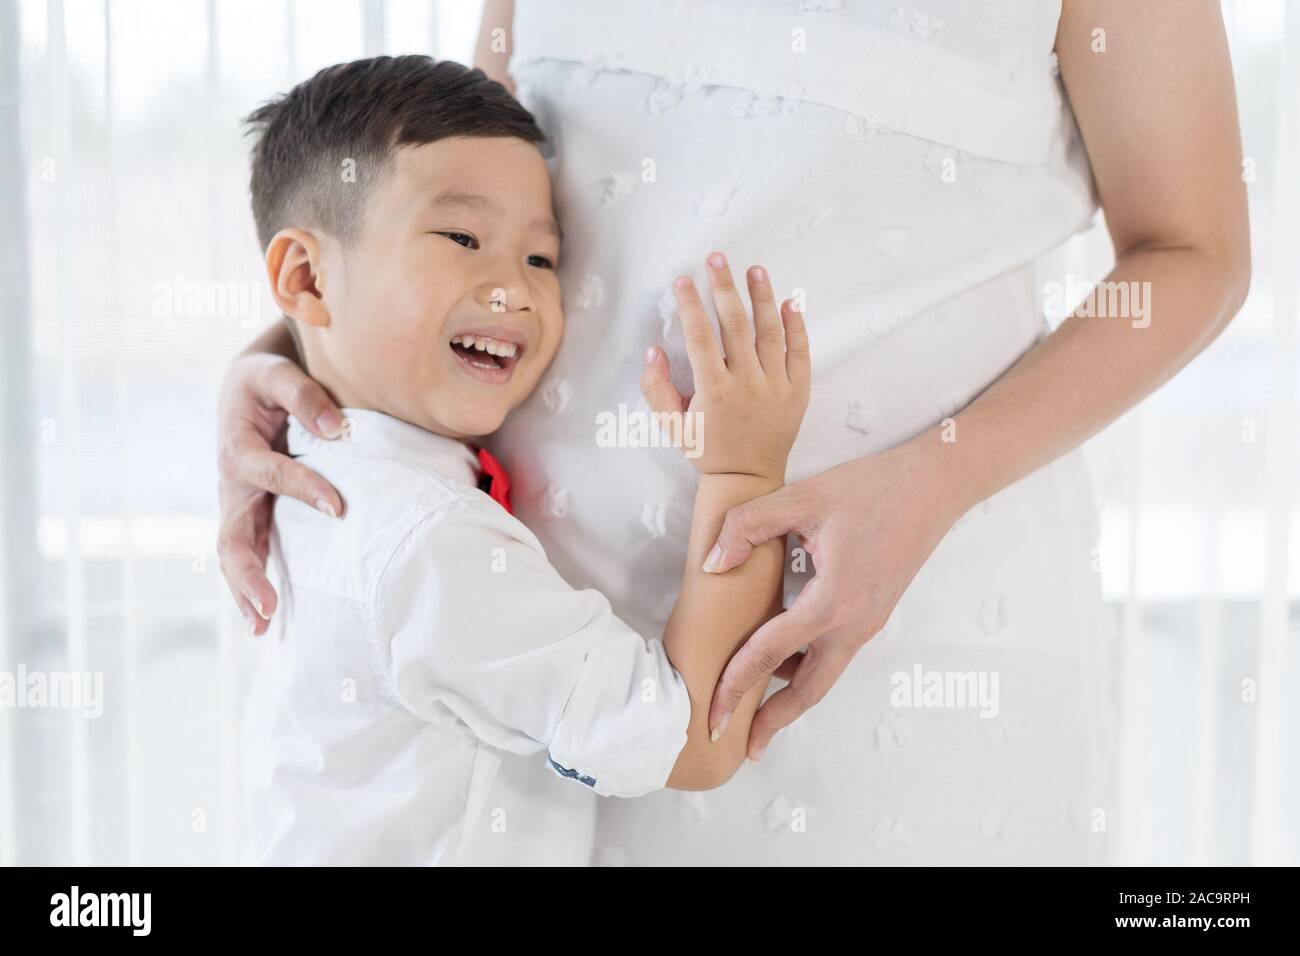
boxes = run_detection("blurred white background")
[0,0,1296,866]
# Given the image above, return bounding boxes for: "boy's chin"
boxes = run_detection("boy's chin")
[439,405,509,440]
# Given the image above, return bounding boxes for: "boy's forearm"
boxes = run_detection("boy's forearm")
[663,472,784,790]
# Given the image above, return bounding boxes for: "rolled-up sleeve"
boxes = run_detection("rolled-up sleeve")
[378,495,690,798]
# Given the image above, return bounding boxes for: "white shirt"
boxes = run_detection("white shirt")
[240,409,691,866]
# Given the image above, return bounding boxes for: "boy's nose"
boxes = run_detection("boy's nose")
[479,281,532,315]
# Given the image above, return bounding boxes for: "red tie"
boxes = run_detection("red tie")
[476,447,513,515]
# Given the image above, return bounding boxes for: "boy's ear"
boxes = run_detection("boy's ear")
[265,228,330,328]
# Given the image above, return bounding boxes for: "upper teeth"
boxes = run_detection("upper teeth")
[453,334,518,358]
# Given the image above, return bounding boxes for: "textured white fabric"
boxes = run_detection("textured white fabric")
[473,0,1121,864]
[240,409,690,865]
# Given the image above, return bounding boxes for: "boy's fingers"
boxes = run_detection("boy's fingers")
[672,276,725,386]
[638,346,684,412]
[264,360,346,439]
[639,346,687,446]
[705,252,760,374]
[746,265,784,375]
[220,444,343,517]
[782,300,811,392]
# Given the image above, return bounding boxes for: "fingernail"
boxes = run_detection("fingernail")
[315,498,338,519]
[673,276,690,289]
[252,598,271,621]
[709,711,731,743]
[644,346,657,365]
[702,543,722,573]
[749,742,767,763]
[708,252,726,269]
[749,265,766,283]
[316,409,345,439]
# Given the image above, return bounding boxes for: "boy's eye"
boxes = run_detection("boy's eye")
[527,254,555,270]
[437,232,479,249]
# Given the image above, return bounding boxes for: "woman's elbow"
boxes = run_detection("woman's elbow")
[1187,234,1252,334]
[1215,211,1253,319]
[1224,243,1252,318]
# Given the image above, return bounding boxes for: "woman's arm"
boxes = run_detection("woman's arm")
[945,0,1250,505]
[244,318,299,362]
[701,0,1250,757]
[473,0,516,93]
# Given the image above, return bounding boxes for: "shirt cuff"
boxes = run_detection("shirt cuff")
[546,632,690,797]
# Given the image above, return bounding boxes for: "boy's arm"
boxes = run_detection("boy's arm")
[662,473,786,790]
[379,259,806,798]
[639,257,811,791]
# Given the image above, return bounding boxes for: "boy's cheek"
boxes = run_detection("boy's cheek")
[542,310,566,358]
[530,338,563,381]
[350,323,427,391]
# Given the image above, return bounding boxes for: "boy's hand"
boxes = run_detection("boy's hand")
[640,253,810,482]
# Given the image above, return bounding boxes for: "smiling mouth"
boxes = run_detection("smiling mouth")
[449,332,523,382]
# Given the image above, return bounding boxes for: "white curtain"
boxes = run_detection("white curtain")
[1,0,1295,866]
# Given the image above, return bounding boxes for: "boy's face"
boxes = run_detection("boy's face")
[309,136,563,438]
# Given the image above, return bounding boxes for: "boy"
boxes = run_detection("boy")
[238,56,809,864]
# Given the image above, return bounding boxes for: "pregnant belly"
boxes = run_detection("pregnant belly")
[495,61,1091,635]
[517,59,1093,373]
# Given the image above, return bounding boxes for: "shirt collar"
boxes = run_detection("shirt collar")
[287,408,481,489]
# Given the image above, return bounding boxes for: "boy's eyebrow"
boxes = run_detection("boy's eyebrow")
[533,216,563,242]
[430,189,502,214]
[431,189,563,243]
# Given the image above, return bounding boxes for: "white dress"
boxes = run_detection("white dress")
[466,0,1120,865]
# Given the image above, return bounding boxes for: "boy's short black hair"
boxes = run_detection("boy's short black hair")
[243,55,545,250]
